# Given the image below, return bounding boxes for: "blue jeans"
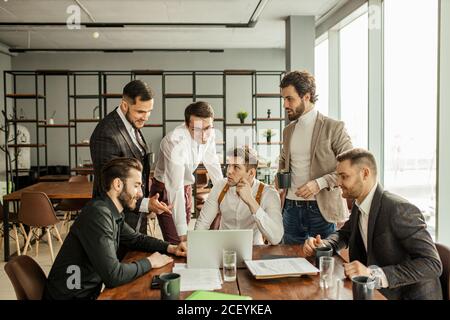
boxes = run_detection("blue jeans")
[282,199,336,244]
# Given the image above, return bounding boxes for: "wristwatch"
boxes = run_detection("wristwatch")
[368,265,384,289]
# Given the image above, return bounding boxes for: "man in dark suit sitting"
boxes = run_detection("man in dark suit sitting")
[303,148,442,300]
[90,80,171,235]
[43,158,187,300]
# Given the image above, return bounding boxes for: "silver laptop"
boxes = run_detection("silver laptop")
[187,229,253,268]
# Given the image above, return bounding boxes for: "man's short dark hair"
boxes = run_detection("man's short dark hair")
[101,157,143,192]
[280,70,318,104]
[336,148,378,176]
[122,80,154,104]
[184,101,214,125]
[229,146,259,171]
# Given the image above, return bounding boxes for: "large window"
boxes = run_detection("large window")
[384,0,439,236]
[340,12,368,148]
[314,38,329,116]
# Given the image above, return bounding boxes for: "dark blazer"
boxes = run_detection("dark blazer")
[90,107,150,232]
[324,183,443,300]
[43,195,170,300]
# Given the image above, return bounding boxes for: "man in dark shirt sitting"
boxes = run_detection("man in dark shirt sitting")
[43,157,187,300]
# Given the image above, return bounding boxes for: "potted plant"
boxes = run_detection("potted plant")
[263,129,276,143]
[236,111,248,124]
[48,110,56,125]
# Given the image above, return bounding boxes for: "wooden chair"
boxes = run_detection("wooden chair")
[4,255,47,300]
[0,204,29,255]
[54,175,89,231]
[195,172,210,213]
[19,192,63,262]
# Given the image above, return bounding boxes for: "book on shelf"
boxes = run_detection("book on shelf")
[185,290,252,300]
[244,257,319,279]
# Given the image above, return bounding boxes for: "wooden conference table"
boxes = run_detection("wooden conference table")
[99,245,386,300]
[2,181,92,261]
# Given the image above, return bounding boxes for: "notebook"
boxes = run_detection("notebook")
[245,257,319,279]
[185,290,252,300]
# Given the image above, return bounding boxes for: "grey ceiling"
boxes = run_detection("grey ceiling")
[0,0,342,50]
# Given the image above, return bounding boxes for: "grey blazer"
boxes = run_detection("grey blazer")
[324,183,443,300]
[278,112,353,223]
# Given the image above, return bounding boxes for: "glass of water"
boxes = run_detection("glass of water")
[319,256,335,289]
[222,250,237,282]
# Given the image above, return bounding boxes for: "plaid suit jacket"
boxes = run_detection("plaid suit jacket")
[90,107,150,213]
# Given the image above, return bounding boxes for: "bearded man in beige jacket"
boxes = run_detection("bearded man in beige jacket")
[278,70,353,244]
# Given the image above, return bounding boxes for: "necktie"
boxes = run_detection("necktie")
[134,128,147,154]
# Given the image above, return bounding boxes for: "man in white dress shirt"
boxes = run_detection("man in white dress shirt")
[151,101,223,244]
[195,146,283,245]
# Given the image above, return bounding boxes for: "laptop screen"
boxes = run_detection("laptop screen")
[187,229,253,268]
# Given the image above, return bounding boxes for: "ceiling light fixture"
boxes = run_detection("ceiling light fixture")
[248,0,271,26]
[0,0,270,29]
[92,31,100,39]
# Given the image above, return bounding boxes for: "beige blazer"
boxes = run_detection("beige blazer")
[278,112,353,223]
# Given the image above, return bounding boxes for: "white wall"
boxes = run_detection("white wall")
[9,49,285,169]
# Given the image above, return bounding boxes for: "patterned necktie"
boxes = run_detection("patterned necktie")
[134,128,147,154]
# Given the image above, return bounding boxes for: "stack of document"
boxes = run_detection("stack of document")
[245,258,319,279]
[173,263,223,292]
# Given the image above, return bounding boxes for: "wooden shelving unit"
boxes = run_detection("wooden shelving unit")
[38,124,75,128]
[6,93,45,99]
[3,69,285,198]
[3,71,51,190]
[7,144,47,148]
[253,71,286,185]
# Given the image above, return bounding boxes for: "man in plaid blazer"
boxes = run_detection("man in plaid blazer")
[90,80,171,236]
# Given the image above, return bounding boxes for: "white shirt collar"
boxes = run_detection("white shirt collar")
[116,107,135,135]
[355,182,378,216]
[295,107,318,128]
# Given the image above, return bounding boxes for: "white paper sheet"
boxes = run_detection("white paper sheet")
[173,263,223,292]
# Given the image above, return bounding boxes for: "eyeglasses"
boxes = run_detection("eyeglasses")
[188,125,214,133]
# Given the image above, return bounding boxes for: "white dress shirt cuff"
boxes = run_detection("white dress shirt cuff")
[139,198,150,213]
[380,270,389,288]
[176,224,188,237]
[316,177,328,190]
[254,207,266,221]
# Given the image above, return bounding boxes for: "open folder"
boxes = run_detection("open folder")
[245,257,319,279]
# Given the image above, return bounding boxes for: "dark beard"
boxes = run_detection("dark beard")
[118,183,136,211]
[125,110,138,130]
[287,102,305,121]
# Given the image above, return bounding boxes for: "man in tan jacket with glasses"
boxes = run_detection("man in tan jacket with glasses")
[278,70,353,244]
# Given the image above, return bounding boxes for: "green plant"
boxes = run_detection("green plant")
[236,111,248,122]
[262,129,276,138]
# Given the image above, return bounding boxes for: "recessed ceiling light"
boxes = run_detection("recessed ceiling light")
[92,32,100,39]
